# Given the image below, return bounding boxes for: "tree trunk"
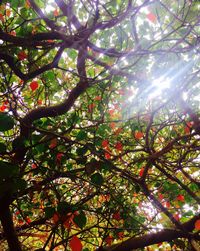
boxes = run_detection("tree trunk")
[0,202,22,251]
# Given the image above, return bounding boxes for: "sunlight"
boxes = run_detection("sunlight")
[149,77,171,99]
[182,92,188,101]
[45,0,56,13]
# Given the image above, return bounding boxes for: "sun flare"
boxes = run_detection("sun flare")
[149,77,171,99]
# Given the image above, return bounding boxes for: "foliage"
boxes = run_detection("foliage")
[0,0,200,250]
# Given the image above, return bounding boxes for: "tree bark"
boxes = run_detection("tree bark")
[0,202,22,251]
[99,214,200,251]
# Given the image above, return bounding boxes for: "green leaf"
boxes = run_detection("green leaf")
[76,156,87,164]
[9,0,25,8]
[44,207,55,218]
[91,173,104,186]
[68,49,77,60]
[0,113,14,132]
[12,178,27,192]
[0,180,12,197]
[57,201,71,215]
[44,71,55,81]
[12,137,25,150]
[0,143,6,153]
[76,130,87,141]
[73,211,87,229]
[76,146,88,155]
[0,161,19,179]
[100,162,111,173]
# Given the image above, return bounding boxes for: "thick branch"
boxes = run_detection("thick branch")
[88,42,124,57]
[20,49,88,135]
[100,214,200,251]
[55,0,83,30]
[0,46,64,81]
[0,217,47,241]
[0,28,55,47]
[141,183,186,232]
[0,27,84,46]
[0,202,22,251]
[0,53,25,79]
[153,161,200,204]
[29,0,59,30]
[13,48,89,164]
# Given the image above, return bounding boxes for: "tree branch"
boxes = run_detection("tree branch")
[0,45,64,81]
[29,0,59,30]
[55,0,83,30]
[0,201,22,251]
[100,214,200,251]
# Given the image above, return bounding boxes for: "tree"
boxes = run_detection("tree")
[0,0,199,250]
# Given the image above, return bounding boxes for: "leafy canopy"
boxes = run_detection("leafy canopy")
[0,0,200,251]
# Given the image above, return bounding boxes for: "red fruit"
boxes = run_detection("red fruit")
[26,217,31,224]
[88,103,95,112]
[37,100,42,105]
[17,51,27,61]
[147,13,157,23]
[69,236,82,251]
[112,211,121,221]
[105,235,113,246]
[139,167,144,177]
[158,193,164,201]
[105,152,111,160]
[56,153,64,162]
[117,231,124,240]
[102,140,109,148]
[134,131,144,140]
[15,211,20,215]
[0,13,4,22]
[109,122,116,129]
[18,219,24,225]
[94,95,102,101]
[184,126,190,134]
[176,194,184,202]
[184,122,193,134]
[163,201,170,208]
[195,219,200,230]
[0,104,7,112]
[53,9,59,16]
[186,121,193,128]
[173,213,180,221]
[31,163,37,169]
[30,81,39,91]
[115,142,123,151]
